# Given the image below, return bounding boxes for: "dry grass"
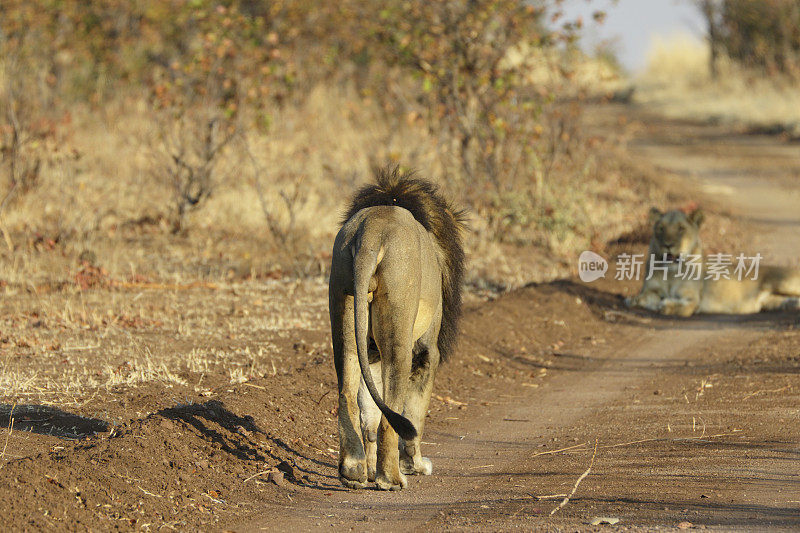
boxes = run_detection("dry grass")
[635,34,800,135]
[0,278,328,404]
[507,45,627,99]
[0,69,680,402]
[0,80,668,288]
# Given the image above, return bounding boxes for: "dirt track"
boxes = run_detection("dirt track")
[0,106,798,531]
[240,108,800,531]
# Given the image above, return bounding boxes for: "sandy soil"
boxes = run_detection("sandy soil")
[0,105,798,531]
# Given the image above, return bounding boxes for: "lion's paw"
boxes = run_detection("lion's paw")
[375,471,407,491]
[417,457,433,475]
[340,477,368,489]
[339,458,367,489]
[400,456,432,476]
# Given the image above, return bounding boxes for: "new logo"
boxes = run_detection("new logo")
[578,251,608,283]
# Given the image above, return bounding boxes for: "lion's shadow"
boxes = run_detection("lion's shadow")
[0,404,109,439]
[157,400,345,490]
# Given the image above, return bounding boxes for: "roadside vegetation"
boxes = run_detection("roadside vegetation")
[0,0,665,294]
[635,0,800,137]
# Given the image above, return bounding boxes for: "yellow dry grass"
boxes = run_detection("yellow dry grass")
[506,44,627,98]
[0,71,682,400]
[635,34,800,135]
[1,80,666,288]
[0,278,329,403]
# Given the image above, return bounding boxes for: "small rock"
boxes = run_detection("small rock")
[268,469,285,486]
[678,521,694,530]
[590,517,620,525]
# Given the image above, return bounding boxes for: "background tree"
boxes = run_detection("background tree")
[698,0,800,78]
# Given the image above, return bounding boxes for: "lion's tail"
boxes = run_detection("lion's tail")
[353,233,417,442]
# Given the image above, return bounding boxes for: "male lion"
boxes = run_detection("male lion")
[626,207,800,316]
[329,167,465,490]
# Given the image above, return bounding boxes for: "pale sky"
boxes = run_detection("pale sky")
[559,0,706,72]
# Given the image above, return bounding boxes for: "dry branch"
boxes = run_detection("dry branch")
[534,493,568,500]
[598,431,742,450]
[531,442,587,458]
[137,486,162,498]
[0,405,16,463]
[244,470,273,483]
[743,385,791,400]
[550,439,598,516]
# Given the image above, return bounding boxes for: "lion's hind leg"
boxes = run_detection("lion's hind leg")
[373,350,411,491]
[358,361,382,482]
[400,340,439,477]
[761,294,800,312]
[371,307,414,491]
[774,269,800,297]
[332,294,368,489]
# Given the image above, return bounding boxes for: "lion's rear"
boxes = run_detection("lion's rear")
[343,166,466,361]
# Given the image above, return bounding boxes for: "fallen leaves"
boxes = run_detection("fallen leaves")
[74,264,110,290]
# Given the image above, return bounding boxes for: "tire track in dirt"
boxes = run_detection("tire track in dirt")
[241,109,800,531]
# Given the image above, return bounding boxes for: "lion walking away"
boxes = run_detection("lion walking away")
[328,166,466,490]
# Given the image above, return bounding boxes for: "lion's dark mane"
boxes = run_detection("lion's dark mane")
[343,166,467,362]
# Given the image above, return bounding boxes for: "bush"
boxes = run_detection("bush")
[0,3,75,214]
[0,0,593,243]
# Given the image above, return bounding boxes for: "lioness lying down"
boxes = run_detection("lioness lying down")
[626,207,800,316]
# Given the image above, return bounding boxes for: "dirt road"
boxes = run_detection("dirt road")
[241,109,800,531]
